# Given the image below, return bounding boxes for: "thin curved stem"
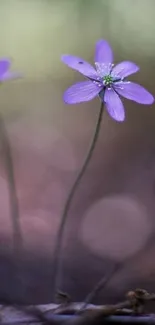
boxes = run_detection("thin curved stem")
[77,263,121,313]
[52,102,104,300]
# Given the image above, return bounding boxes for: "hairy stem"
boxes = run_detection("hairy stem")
[0,116,22,254]
[52,102,104,299]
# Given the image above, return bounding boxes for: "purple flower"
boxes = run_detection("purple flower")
[61,40,154,121]
[0,58,22,82]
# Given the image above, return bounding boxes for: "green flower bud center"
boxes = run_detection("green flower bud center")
[103,75,113,86]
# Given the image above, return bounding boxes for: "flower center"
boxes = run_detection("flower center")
[103,74,113,86]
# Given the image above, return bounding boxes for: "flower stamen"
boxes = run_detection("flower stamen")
[103,75,113,86]
[95,62,113,77]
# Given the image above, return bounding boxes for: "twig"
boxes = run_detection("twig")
[1,289,155,325]
[38,289,155,317]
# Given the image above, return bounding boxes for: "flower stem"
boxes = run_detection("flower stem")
[0,116,22,254]
[52,102,104,300]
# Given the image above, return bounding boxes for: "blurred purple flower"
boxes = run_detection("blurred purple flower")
[61,40,154,121]
[0,58,21,82]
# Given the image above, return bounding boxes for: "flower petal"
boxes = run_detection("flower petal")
[0,59,11,76]
[95,40,113,64]
[104,88,125,122]
[112,61,139,79]
[63,81,101,104]
[115,82,154,104]
[0,71,23,81]
[61,55,98,78]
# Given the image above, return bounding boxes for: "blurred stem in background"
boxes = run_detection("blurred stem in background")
[0,116,23,255]
[52,102,104,300]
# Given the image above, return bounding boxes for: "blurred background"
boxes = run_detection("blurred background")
[0,0,155,305]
